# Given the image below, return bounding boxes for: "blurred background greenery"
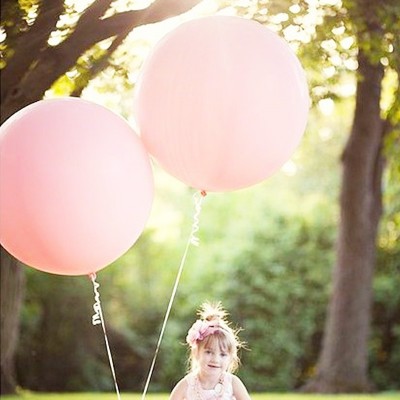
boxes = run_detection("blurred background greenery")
[14,97,400,392]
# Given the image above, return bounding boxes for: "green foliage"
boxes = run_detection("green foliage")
[370,212,400,390]
[16,271,114,391]
[223,211,335,391]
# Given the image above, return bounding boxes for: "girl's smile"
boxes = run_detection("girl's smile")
[197,343,232,378]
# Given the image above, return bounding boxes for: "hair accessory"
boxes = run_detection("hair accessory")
[186,319,221,347]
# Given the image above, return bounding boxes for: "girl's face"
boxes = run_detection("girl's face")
[196,340,232,376]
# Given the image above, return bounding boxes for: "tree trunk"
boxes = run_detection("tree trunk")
[301,51,385,392]
[0,248,25,394]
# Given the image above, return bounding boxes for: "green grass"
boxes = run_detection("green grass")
[1,393,400,400]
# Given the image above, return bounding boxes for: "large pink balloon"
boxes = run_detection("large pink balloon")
[0,98,154,276]
[135,16,309,192]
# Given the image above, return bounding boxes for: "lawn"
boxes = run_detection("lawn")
[1,393,400,400]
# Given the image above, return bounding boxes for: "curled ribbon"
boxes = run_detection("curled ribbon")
[90,273,102,326]
[190,190,207,246]
[88,273,121,400]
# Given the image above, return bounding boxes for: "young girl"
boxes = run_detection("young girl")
[170,302,251,400]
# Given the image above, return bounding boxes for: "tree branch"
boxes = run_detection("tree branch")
[1,0,25,43]
[1,0,65,100]
[71,29,131,97]
[1,0,203,123]
[77,0,114,25]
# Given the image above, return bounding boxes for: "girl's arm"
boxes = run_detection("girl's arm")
[169,378,188,400]
[232,375,251,400]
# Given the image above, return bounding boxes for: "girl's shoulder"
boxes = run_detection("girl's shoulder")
[184,372,197,386]
[223,372,234,384]
[226,372,244,385]
[170,376,189,400]
[229,374,251,400]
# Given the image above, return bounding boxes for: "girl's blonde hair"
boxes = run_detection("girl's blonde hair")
[186,301,243,373]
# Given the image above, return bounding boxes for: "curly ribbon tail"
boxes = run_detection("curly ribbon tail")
[141,190,207,400]
[89,273,121,400]
[190,190,207,246]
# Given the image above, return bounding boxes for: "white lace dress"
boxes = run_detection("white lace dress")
[185,372,235,400]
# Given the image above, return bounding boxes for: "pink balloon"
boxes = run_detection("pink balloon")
[135,16,309,192]
[0,98,154,276]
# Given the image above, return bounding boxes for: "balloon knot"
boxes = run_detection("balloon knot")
[88,272,97,281]
[200,190,207,197]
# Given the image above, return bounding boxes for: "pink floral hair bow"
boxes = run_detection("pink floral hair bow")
[186,319,221,347]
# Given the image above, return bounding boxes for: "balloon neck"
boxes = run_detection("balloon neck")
[88,272,97,281]
[200,190,207,197]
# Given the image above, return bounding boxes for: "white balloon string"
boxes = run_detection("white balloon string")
[141,190,207,400]
[190,190,206,246]
[89,273,121,400]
